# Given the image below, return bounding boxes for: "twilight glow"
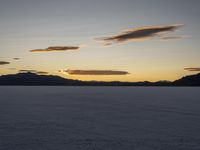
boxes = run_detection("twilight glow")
[0,0,200,82]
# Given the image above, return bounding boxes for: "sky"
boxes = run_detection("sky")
[0,0,200,82]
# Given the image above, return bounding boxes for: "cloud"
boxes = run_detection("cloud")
[184,68,200,72]
[60,69,129,75]
[97,24,184,45]
[9,68,16,70]
[19,70,36,72]
[0,61,10,65]
[160,36,183,40]
[19,70,48,74]
[30,46,80,52]
[13,58,20,60]
[36,71,49,74]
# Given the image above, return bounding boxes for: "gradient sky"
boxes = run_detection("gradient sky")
[0,0,200,82]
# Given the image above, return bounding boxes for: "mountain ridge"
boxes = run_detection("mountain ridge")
[0,72,200,86]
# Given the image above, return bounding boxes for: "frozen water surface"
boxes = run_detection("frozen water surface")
[0,86,200,150]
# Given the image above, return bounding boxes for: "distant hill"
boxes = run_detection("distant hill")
[0,72,83,86]
[0,72,200,86]
[173,73,200,86]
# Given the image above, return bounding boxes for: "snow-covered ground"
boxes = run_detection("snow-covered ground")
[0,87,200,150]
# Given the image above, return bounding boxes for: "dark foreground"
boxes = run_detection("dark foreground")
[0,87,200,150]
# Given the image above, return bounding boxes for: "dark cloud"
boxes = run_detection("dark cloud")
[13,58,20,60]
[97,24,184,45]
[0,61,10,65]
[184,68,200,72]
[19,70,36,72]
[36,71,49,74]
[60,69,129,75]
[19,70,48,74]
[30,46,79,52]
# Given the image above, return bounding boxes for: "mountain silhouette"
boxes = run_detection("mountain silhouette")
[0,72,200,86]
[173,73,200,86]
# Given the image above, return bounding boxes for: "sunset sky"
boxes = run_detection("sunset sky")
[0,0,200,82]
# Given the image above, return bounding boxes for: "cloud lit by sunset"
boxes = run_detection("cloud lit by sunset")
[0,0,199,82]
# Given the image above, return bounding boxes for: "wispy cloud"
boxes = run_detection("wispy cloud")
[184,68,200,72]
[36,71,49,74]
[97,24,184,45]
[0,61,10,65]
[13,58,20,60]
[59,69,129,75]
[9,68,16,70]
[19,70,48,74]
[160,36,184,40]
[30,46,80,52]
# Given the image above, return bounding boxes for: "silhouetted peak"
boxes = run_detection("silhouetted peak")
[173,73,200,86]
[0,72,200,86]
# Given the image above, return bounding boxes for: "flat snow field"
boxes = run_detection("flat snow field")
[0,86,200,150]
